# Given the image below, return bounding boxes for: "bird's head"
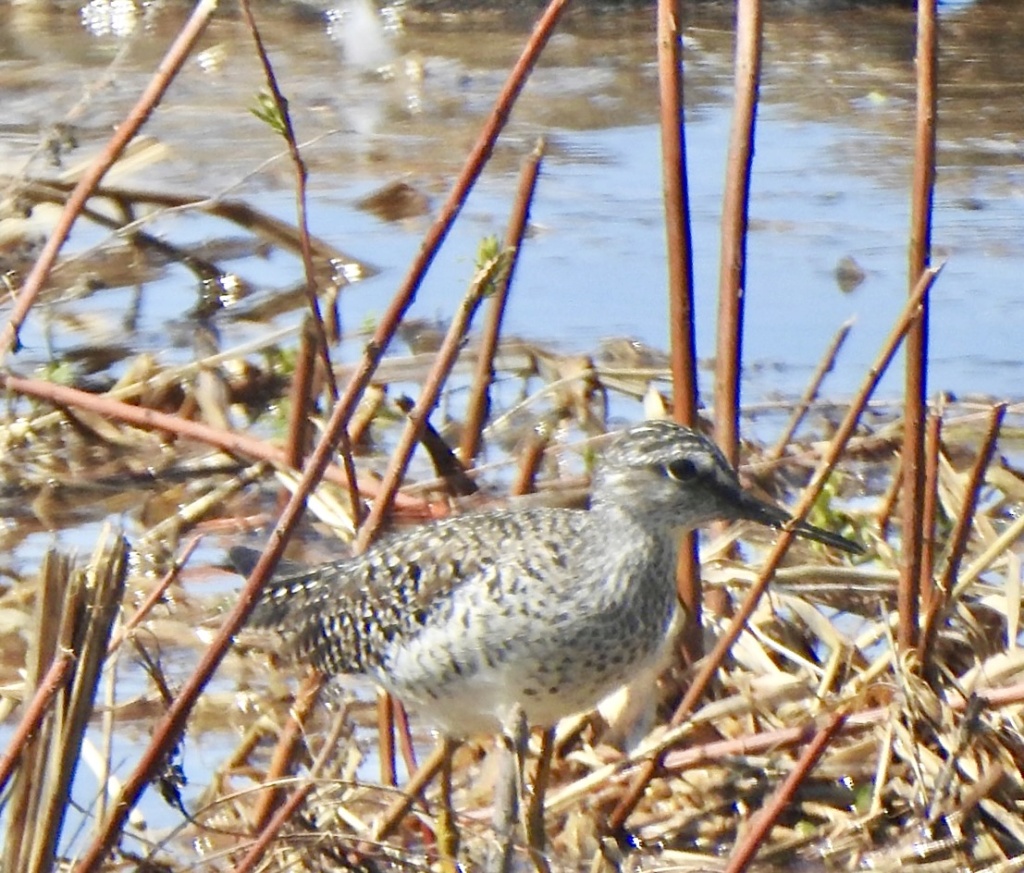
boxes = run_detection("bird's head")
[593,420,861,554]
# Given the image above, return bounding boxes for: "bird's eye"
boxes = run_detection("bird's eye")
[665,458,699,481]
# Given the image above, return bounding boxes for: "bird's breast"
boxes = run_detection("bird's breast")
[371,542,682,737]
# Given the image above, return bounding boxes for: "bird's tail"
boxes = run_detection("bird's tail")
[228,546,322,630]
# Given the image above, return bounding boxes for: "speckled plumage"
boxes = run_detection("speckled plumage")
[233,420,860,737]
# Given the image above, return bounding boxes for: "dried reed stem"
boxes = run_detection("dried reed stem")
[938,402,1006,598]
[510,427,550,497]
[723,712,847,873]
[526,728,556,873]
[0,652,74,796]
[377,690,398,788]
[370,740,452,844]
[659,0,697,427]
[31,535,127,873]
[234,704,350,873]
[876,457,903,537]
[918,408,943,616]
[766,319,853,462]
[657,0,702,662]
[284,317,319,473]
[461,139,546,464]
[239,0,338,400]
[899,0,938,653]
[919,403,1007,666]
[713,0,762,466]
[394,699,419,776]
[0,373,426,514]
[250,671,326,833]
[354,266,497,550]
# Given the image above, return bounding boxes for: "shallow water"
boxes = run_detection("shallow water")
[2,0,1022,409]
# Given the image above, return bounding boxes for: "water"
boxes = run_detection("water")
[2,0,1022,407]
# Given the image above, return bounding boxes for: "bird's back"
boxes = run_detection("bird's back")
[237,508,593,671]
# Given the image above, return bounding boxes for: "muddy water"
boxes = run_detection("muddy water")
[1,0,1023,859]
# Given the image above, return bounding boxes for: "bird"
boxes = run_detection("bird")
[231,419,861,738]
[230,420,861,868]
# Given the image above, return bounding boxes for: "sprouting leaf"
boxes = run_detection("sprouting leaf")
[470,235,514,300]
[251,90,287,136]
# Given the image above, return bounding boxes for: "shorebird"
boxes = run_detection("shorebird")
[231,419,860,865]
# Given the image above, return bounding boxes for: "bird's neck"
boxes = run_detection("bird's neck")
[588,494,684,546]
[585,501,682,578]
[574,503,684,640]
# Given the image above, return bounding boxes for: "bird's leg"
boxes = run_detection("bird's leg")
[525,727,554,873]
[489,705,529,873]
[436,734,460,873]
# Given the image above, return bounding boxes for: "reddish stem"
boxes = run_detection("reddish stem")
[713,0,762,467]
[239,0,338,400]
[0,373,427,515]
[0,652,75,795]
[657,0,702,663]
[899,0,938,653]
[461,140,546,464]
[723,712,847,873]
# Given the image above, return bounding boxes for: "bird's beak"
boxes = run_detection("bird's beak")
[734,492,863,555]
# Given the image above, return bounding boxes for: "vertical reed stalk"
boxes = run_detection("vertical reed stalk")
[239,0,338,400]
[919,409,943,618]
[713,0,761,467]
[919,403,1005,670]
[658,0,697,427]
[657,0,702,661]
[511,427,551,498]
[461,140,546,465]
[377,689,399,788]
[900,0,938,653]
[284,317,320,473]
[11,536,127,873]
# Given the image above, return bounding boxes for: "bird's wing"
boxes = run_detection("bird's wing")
[233,509,589,673]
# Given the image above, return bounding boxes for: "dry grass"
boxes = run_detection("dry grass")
[0,314,1020,871]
